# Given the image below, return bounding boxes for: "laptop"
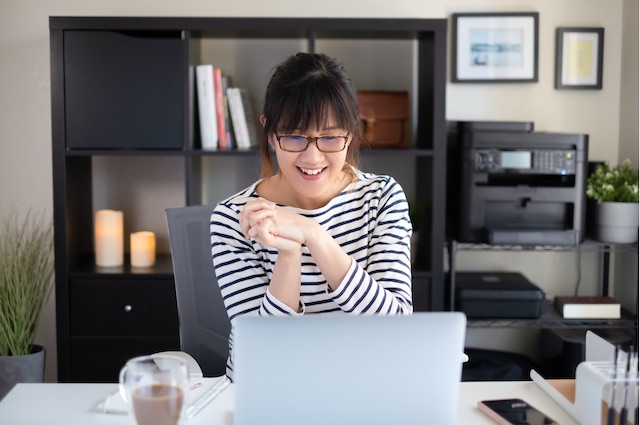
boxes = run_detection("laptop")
[233,312,467,425]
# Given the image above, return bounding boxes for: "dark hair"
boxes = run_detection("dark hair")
[259,52,361,179]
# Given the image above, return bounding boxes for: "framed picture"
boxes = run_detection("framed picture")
[555,27,604,89]
[452,12,539,83]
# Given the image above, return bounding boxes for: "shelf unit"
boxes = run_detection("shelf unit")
[447,240,639,331]
[465,300,637,329]
[50,17,448,382]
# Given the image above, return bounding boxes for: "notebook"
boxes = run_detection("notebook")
[233,312,467,425]
[97,351,230,418]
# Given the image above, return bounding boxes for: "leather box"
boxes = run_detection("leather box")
[357,90,409,148]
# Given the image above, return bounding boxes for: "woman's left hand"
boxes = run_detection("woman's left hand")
[241,199,317,253]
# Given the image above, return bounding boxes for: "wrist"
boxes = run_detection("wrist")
[277,245,303,258]
[303,220,324,247]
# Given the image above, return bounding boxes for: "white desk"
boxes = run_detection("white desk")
[0,381,579,424]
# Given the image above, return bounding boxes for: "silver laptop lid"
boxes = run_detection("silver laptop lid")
[234,312,466,425]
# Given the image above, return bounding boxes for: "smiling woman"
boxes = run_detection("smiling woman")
[209,52,413,381]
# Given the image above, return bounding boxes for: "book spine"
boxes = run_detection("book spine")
[227,88,249,149]
[185,376,231,418]
[195,64,218,150]
[213,67,228,150]
[237,88,259,149]
[221,75,235,149]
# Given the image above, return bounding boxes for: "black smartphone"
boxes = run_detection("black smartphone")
[477,398,559,425]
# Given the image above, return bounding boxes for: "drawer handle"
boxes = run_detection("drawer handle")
[124,304,133,312]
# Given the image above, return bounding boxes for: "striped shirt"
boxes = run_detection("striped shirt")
[210,169,413,379]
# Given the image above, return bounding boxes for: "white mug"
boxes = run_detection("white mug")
[119,355,190,425]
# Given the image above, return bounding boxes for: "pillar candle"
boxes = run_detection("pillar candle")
[94,209,124,267]
[130,231,156,267]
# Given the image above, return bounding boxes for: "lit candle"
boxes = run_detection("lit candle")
[130,231,156,268]
[94,210,124,267]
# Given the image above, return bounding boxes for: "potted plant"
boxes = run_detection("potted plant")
[586,159,639,243]
[0,207,54,400]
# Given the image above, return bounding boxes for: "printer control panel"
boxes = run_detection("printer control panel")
[474,149,577,175]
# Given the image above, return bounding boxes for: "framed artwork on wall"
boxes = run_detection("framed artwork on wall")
[555,27,604,90]
[451,12,539,83]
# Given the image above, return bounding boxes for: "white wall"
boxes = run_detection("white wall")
[618,0,639,168]
[612,0,639,336]
[0,0,636,381]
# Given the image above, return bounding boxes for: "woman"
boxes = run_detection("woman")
[210,52,412,379]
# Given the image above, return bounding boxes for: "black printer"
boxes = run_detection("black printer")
[455,272,546,319]
[448,121,589,245]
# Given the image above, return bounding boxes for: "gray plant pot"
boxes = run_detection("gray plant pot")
[595,202,639,243]
[0,344,46,401]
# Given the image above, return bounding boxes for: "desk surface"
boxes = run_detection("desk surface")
[0,381,580,425]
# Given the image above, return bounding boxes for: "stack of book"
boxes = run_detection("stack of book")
[195,64,259,151]
[553,296,621,319]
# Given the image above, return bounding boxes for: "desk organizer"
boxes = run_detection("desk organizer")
[532,362,637,425]
[531,332,638,425]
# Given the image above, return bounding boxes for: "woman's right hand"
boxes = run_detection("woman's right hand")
[238,197,276,239]
[240,198,307,254]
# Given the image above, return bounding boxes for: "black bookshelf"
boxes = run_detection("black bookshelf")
[50,17,448,382]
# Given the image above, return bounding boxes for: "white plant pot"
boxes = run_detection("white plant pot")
[594,202,639,243]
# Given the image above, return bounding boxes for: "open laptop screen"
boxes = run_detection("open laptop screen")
[234,312,466,425]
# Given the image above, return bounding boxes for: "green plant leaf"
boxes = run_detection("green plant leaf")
[586,159,639,204]
[0,207,54,356]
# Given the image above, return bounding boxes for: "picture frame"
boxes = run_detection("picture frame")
[555,27,604,89]
[451,12,539,83]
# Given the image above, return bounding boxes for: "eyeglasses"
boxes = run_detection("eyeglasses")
[274,132,349,153]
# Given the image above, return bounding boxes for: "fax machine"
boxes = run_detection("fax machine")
[448,121,589,245]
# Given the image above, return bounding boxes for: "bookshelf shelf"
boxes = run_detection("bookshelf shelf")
[467,301,637,329]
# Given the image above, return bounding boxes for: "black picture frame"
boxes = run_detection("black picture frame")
[451,12,539,83]
[555,27,604,90]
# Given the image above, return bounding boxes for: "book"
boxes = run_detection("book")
[213,67,230,150]
[184,376,230,417]
[554,296,621,319]
[226,87,246,149]
[98,374,230,418]
[195,64,218,150]
[221,75,235,149]
[237,88,259,149]
[97,351,230,418]
[227,87,259,150]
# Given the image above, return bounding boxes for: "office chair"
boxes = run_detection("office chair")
[166,204,231,377]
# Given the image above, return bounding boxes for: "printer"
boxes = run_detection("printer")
[448,121,589,245]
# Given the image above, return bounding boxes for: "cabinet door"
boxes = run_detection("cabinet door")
[63,30,185,149]
[70,337,179,382]
[69,279,179,337]
[68,278,181,382]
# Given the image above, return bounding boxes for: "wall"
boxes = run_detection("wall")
[618,0,639,168]
[612,0,639,328]
[0,0,635,381]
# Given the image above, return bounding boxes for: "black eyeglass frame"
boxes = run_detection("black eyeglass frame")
[274,132,350,153]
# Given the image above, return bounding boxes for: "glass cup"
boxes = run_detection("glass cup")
[119,355,190,425]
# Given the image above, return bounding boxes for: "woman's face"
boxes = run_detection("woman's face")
[269,114,351,209]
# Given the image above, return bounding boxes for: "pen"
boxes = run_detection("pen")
[607,345,619,425]
[620,347,632,425]
[632,350,638,425]
[190,382,203,391]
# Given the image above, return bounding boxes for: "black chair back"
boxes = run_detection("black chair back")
[166,204,230,376]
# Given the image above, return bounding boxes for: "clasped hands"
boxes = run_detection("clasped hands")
[239,198,314,254]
